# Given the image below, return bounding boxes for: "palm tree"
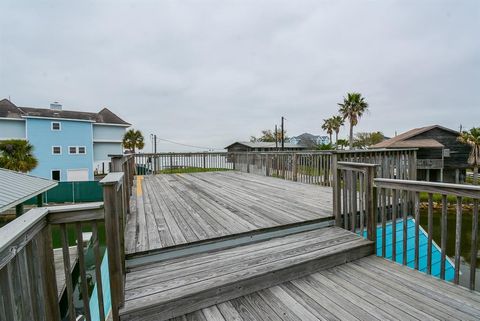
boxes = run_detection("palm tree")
[123,129,145,153]
[330,115,344,148]
[321,118,334,144]
[458,127,480,185]
[0,139,38,172]
[338,92,369,149]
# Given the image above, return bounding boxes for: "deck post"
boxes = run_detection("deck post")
[247,152,250,173]
[366,165,377,242]
[38,225,61,320]
[332,153,342,227]
[101,174,126,321]
[292,153,298,181]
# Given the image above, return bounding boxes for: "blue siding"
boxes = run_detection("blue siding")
[27,118,94,181]
[0,119,26,139]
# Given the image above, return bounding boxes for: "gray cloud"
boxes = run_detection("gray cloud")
[1,0,479,151]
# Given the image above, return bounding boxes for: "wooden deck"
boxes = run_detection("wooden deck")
[126,171,333,254]
[168,256,480,321]
[121,227,373,320]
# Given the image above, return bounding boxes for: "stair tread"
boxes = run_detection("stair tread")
[121,227,372,318]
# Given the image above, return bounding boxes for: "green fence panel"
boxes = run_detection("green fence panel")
[24,181,104,204]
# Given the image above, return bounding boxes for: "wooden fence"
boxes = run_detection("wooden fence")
[333,161,480,291]
[0,157,134,321]
[132,149,417,187]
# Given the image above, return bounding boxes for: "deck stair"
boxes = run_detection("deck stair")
[120,226,374,321]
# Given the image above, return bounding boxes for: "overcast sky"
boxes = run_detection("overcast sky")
[1,1,479,152]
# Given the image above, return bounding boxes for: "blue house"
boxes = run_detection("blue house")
[0,99,130,181]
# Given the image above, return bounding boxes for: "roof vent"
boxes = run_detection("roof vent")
[50,102,62,110]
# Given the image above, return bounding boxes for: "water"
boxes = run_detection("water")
[419,207,480,267]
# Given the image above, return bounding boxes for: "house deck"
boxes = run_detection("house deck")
[126,171,333,254]
[168,256,480,321]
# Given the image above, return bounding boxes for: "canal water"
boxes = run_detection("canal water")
[419,207,480,268]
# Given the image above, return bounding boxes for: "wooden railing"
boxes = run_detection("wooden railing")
[374,179,480,290]
[132,149,416,187]
[133,152,232,175]
[0,171,130,321]
[333,162,378,241]
[333,159,480,291]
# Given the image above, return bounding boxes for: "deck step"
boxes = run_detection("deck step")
[120,226,374,321]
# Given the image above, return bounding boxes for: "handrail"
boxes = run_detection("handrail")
[375,178,480,198]
[374,178,479,290]
[0,168,131,321]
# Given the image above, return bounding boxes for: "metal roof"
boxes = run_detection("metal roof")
[0,168,58,212]
[371,125,458,149]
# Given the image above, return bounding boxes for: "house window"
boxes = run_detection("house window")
[69,146,77,154]
[51,170,61,181]
[51,122,61,131]
[52,146,62,155]
[78,146,86,154]
[443,149,451,157]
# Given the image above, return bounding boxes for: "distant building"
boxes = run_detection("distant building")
[225,141,308,153]
[288,133,330,147]
[371,125,470,183]
[0,99,130,181]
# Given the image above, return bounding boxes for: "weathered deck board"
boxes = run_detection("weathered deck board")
[120,227,373,320]
[169,256,480,321]
[126,171,333,254]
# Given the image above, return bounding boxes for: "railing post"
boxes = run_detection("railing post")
[332,153,342,227]
[366,165,377,242]
[292,153,298,181]
[38,225,61,320]
[100,174,125,321]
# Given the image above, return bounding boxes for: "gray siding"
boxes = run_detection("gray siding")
[0,119,25,139]
[92,125,126,142]
[93,142,123,161]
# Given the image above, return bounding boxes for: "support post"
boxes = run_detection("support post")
[292,153,298,181]
[332,153,342,227]
[15,203,24,217]
[366,165,377,242]
[101,180,124,321]
[36,193,43,207]
[39,225,61,320]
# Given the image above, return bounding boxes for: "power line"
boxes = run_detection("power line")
[152,136,219,151]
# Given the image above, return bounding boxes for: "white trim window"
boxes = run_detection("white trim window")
[52,146,62,155]
[78,146,86,154]
[51,122,61,131]
[69,146,77,154]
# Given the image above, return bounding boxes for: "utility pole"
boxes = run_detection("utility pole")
[281,116,285,151]
[154,135,157,154]
[275,125,278,150]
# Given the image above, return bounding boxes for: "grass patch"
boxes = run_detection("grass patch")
[157,167,231,174]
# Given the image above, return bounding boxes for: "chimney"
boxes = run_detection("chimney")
[50,102,62,110]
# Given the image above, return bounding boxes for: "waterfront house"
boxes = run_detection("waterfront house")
[0,99,130,181]
[225,141,308,152]
[288,132,330,146]
[371,124,470,183]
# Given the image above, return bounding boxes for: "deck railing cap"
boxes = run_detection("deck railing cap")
[99,172,125,185]
[374,178,480,192]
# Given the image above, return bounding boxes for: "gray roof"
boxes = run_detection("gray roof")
[0,168,57,212]
[226,141,307,149]
[0,98,130,126]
